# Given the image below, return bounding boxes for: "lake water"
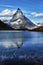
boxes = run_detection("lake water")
[0,31,43,64]
[0,31,43,48]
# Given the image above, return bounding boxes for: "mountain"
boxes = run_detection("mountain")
[32,26,43,32]
[0,8,43,31]
[0,20,14,30]
[10,8,35,29]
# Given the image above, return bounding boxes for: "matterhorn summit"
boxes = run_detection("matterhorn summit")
[10,8,35,29]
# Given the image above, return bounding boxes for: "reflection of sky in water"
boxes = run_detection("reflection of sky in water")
[0,31,43,48]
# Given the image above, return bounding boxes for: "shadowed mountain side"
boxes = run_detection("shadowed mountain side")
[0,20,14,30]
[32,26,43,32]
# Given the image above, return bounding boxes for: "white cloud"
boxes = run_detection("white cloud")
[0,9,16,16]
[1,9,11,15]
[0,17,12,20]
[0,5,15,8]
[0,9,16,20]
[31,12,43,17]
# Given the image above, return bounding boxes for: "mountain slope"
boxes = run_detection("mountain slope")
[0,20,14,30]
[32,26,43,32]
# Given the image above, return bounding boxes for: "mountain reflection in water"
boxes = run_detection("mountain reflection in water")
[0,31,43,48]
[0,31,43,65]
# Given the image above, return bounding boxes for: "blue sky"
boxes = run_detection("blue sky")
[0,0,43,23]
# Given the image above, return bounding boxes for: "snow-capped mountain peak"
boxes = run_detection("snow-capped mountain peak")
[9,8,36,29]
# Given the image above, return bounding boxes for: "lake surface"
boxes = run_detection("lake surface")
[0,31,43,47]
[0,31,43,65]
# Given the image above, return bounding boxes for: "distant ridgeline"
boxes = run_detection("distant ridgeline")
[0,8,43,31]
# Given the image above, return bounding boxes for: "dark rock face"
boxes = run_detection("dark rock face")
[0,20,14,30]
